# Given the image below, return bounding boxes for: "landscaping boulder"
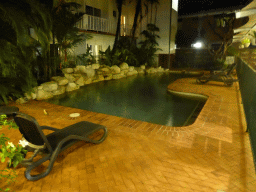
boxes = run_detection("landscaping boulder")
[127,70,138,76]
[113,74,125,79]
[75,65,86,73]
[16,97,28,104]
[51,76,69,86]
[98,67,111,75]
[140,65,146,69]
[119,62,129,70]
[146,68,157,73]
[157,66,164,72]
[128,66,134,72]
[36,89,54,100]
[24,92,36,100]
[111,65,121,74]
[84,78,92,84]
[91,63,100,69]
[81,68,95,78]
[66,83,80,92]
[136,68,145,74]
[75,76,85,86]
[41,81,58,92]
[52,86,66,96]
[93,75,104,82]
[64,74,76,82]
[62,68,73,74]
[104,74,113,80]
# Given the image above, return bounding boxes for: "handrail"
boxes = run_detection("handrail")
[76,14,133,36]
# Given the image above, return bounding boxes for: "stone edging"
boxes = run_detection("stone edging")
[16,63,169,104]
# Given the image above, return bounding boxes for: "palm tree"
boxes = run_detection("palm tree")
[131,0,142,41]
[52,1,91,69]
[113,0,124,53]
[0,0,51,104]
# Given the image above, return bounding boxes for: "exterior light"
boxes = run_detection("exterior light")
[192,42,202,48]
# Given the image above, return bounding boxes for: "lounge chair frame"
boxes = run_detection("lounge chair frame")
[13,112,108,181]
[196,63,238,86]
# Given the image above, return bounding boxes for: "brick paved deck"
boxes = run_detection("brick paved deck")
[0,77,255,192]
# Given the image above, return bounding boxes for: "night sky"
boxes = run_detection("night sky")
[178,0,253,16]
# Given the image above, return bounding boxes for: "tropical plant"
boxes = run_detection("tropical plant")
[0,0,51,104]
[99,45,138,67]
[241,37,250,44]
[131,0,142,40]
[113,0,125,52]
[137,23,162,67]
[0,114,27,192]
[205,14,236,62]
[249,31,256,38]
[76,46,96,66]
[52,1,92,69]
[99,46,120,67]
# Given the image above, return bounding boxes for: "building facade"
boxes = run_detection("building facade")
[64,0,178,67]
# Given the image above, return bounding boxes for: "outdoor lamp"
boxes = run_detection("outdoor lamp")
[192,42,202,48]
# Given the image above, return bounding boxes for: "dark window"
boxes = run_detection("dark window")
[94,8,101,17]
[113,11,116,17]
[86,6,93,16]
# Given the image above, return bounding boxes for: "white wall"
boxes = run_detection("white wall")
[72,33,115,56]
[67,0,178,58]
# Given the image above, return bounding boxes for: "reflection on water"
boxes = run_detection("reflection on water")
[47,73,204,126]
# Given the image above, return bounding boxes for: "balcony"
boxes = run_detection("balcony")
[76,14,133,36]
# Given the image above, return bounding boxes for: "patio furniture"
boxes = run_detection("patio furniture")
[13,112,108,181]
[196,63,238,86]
[0,106,19,115]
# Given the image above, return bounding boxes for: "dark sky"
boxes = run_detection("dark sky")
[178,0,253,16]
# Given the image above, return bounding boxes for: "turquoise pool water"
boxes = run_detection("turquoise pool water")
[47,73,206,126]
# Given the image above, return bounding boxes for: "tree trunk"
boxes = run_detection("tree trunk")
[131,0,142,41]
[113,0,123,53]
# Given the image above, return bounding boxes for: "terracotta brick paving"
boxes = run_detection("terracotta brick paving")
[1,77,256,192]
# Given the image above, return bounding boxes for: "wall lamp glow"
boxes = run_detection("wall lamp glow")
[192,42,202,48]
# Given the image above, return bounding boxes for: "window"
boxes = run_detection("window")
[86,5,101,17]
[86,6,93,16]
[94,8,101,17]
[113,11,116,17]
[172,0,178,11]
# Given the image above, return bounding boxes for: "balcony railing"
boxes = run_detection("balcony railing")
[76,14,133,36]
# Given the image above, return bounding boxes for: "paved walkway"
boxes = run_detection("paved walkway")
[0,77,255,192]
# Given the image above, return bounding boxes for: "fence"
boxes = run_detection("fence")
[76,14,133,36]
[76,14,116,34]
[237,57,256,169]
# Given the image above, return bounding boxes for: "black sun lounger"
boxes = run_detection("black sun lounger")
[0,106,19,115]
[196,63,238,86]
[13,112,108,181]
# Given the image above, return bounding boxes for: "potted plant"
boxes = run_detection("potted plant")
[241,38,251,48]
[249,31,256,45]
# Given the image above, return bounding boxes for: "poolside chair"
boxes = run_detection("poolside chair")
[0,106,19,115]
[13,112,108,181]
[196,63,238,86]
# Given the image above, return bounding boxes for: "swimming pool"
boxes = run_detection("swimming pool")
[46,73,206,126]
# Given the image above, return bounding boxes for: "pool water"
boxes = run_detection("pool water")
[47,73,206,126]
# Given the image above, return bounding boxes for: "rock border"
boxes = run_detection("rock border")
[17,63,169,103]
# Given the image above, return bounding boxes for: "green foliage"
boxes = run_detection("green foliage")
[99,46,120,67]
[241,38,250,44]
[99,45,139,67]
[0,0,51,104]
[0,114,27,192]
[137,24,162,67]
[227,45,239,56]
[249,31,256,38]
[76,46,96,66]
[52,2,92,64]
